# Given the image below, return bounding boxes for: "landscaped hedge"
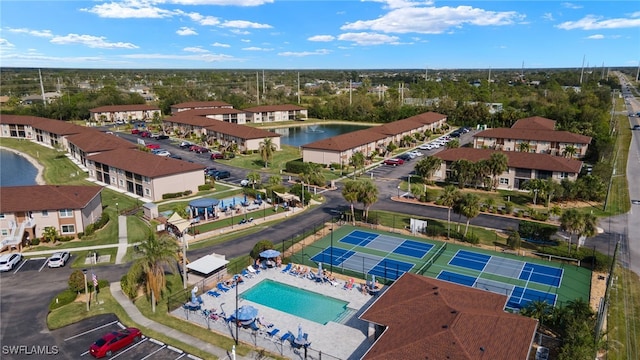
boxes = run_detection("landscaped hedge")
[518,220,558,242]
[198,184,212,191]
[285,158,305,174]
[49,289,78,311]
[162,190,193,199]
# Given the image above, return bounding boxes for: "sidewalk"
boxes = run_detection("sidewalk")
[109,282,250,360]
[21,243,135,257]
[115,215,127,264]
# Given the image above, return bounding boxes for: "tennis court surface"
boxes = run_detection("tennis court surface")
[296,225,591,311]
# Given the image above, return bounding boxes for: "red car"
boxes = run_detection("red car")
[139,131,151,138]
[383,158,405,166]
[210,152,224,159]
[89,327,142,358]
[130,129,140,135]
[145,143,160,150]
[190,145,209,153]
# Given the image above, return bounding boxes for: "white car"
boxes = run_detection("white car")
[0,253,22,272]
[409,150,423,157]
[154,150,171,157]
[240,179,250,187]
[418,144,430,150]
[47,251,70,268]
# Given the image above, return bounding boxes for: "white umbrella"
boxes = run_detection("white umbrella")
[318,262,323,277]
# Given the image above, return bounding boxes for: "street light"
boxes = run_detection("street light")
[115,202,119,215]
[397,186,400,198]
[235,277,239,345]
[82,269,89,311]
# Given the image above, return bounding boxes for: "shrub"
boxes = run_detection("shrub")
[183,190,192,196]
[49,289,78,310]
[507,230,521,250]
[198,184,212,191]
[162,191,186,199]
[285,159,305,174]
[59,236,73,242]
[330,162,343,170]
[504,202,514,214]
[84,224,95,236]
[250,240,275,260]
[77,232,84,239]
[68,270,86,293]
[94,213,109,230]
[30,238,40,246]
[463,233,480,244]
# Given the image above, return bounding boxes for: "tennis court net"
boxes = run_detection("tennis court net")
[417,243,447,275]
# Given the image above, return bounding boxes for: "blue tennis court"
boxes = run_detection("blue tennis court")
[368,259,414,280]
[339,230,378,247]
[519,263,563,287]
[448,250,490,271]
[310,247,356,266]
[507,287,557,309]
[437,270,477,287]
[393,240,433,259]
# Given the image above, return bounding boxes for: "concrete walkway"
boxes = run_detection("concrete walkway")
[20,243,137,257]
[115,215,128,264]
[109,282,248,360]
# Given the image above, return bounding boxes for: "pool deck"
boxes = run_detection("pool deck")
[172,267,383,359]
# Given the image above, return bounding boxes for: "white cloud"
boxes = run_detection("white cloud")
[557,15,640,30]
[81,1,174,19]
[6,28,53,38]
[169,0,273,5]
[50,34,139,49]
[542,13,554,21]
[0,38,15,49]
[342,4,524,34]
[184,46,209,52]
[338,32,400,46]
[308,35,335,42]
[240,39,251,43]
[561,2,583,10]
[278,49,331,57]
[211,42,231,48]
[233,30,251,35]
[184,12,221,26]
[220,20,272,29]
[122,52,235,62]
[586,34,605,40]
[242,46,273,51]
[177,27,198,36]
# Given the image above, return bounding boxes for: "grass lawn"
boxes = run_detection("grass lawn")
[223,144,301,173]
[606,267,640,360]
[46,285,216,359]
[67,247,119,268]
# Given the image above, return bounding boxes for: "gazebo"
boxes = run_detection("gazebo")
[188,198,220,221]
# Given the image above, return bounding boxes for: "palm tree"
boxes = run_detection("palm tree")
[458,193,481,238]
[259,137,277,168]
[129,233,179,313]
[523,179,547,205]
[342,180,360,225]
[562,145,577,158]
[487,152,508,190]
[357,179,379,222]
[247,171,261,189]
[439,185,460,238]
[518,142,531,153]
[445,138,460,149]
[577,213,598,250]
[414,156,442,189]
[560,209,583,256]
[267,175,281,187]
[350,152,365,177]
[42,226,58,243]
[450,159,474,189]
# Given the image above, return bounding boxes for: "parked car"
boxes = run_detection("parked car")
[383,158,404,166]
[153,150,171,157]
[115,120,125,125]
[418,144,430,150]
[397,153,412,161]
[190,145,209,153]
[145,143,160,150]
[207,170,230,180]
[130,129,140,135]
[89,328,142,358]
[169,154,183,160]
[633,125,640,130]
[150,133,161,139]
[210,152,224,160]
[47,251,70,268]
[157,134,169,140]
[409,150,423,157]
[204,166,217,173]
[139,131,151,138]
[0,253,22,272]
[180,141,194,149]
[240,179,250,187]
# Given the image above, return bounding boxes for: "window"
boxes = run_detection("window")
[59,209,73,218]
[119,179,124,186]
[0,213,4,219]
[499,178,509,185]
[145,188,151,196]
[0,229,8,236]
[42,210,48,217]
[61,225,75,234]
[89,170,94,177]
[559,172,569,179]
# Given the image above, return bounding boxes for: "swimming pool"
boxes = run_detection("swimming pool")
[241,279,349,325]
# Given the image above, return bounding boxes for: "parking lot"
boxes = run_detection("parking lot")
[53,314,199,360]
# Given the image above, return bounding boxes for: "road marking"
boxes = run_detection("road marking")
[108,337,147,359]
[116,322,126,329]
[12,259,27,274]
[174,354,187,360]
[140,345,167,360]
[80,350,90,357]
[166,345,183,354]
[38,259,48,272]
[64,320,119,341]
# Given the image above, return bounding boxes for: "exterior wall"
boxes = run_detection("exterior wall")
[80,194,104,231]
[32,129,65,149]
[0,124,33,139]
[164,121,207,138]
[0,205,99,239]
[245,137,281,151]
[150,172,204,201]
[302,149,342,166]
[92,110,161,123]
[247,109,308,123]
[473,136,588,158]
[205,113,247,125]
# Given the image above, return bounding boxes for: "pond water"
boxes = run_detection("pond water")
[273,123,371,147]
[0,149,38,186]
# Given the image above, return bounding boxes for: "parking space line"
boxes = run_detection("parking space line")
[186,354,203,360]
[149,338,164,346]
[174,354,187,360]
[80,350,90,357]
[166,345,183,354]
[64,320,119,341]
[139,345,167,360]
[38,259,48,272]
[12,259,27,274]
[108,337,147,359]
[116,322,126,329]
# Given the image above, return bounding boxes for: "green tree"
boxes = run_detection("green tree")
[577,212,598,250]
[357,179,379,222]
[349,152,365,177]
[560,208,583,256]
[247,171,261,189]
[128,233,179,313]
[259,137,277,168]
[342,180,360,225]
[299,162,326,187]
[518,142,531,153]
[457,193,481,238]
[439,185,460,238]
[42,226,59,243]
[250,240,274,259]
[506,229,521,250]
[414,156,442,187]
[267,175,282,187]
[523,178,548,205]
[562,145,577,158]
[487,152,508,190]
[450,159,474,189]
[445,138,460,149]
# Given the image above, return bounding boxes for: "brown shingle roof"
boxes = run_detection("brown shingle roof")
[511,116,556,130]
[0,185,103,213]
[360,273,537,360]
[87,148,205,178]
[172,108,244,117]
[31,119,86,135]
[165,115,213,127]
[172,101,232,109]
[434,148,583,173]
[301,128,387,151]
[474,127,591,144]
[204,120,280,140]
[404,111,447,125]
[243,104,306,112]
[67,131,137,153]
[0,114,51,125]
[373,118,425,136]
[89,104,160,112]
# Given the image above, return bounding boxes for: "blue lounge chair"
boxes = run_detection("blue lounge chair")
[206,290,221,297]
[241,269,254,278]
[264,328,280,340]
[281,263,292,274]
[217,282,230,292]
[275,332,293,344]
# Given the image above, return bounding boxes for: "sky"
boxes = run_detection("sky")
[1,0,639,70]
